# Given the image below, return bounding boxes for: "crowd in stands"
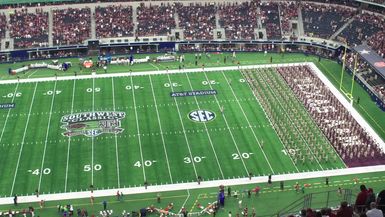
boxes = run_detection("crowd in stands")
[0,13,6,40]
[218,1,258,40]
[136,3,176,37]
[95,5,134,38]
[339,12,383,46]
[9,8,49,48]
[177,3,216,41]
[52,7,91,45]
[260,2,282,40]
[279,1,298,35]
[302,3,356,39]
[366,31,385,58]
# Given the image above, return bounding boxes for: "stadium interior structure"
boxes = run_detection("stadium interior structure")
[0,0,385,216]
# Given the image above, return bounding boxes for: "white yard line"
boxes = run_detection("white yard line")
[64,79,76,192]
[148,75,173,183]
[10,83,38,196]
[91,78,95,185]
[240,70,300,173]
[166,73,199,179]
[258,69,324,170]
[221,71,275,174]
[184,72,225,179]
[130,76,146,182]
[27,70,38,78]
[179,189,190,213]
[38,80,58,190]
[0,83,19,144]
[202,71,250,175]
[111,78,121,188]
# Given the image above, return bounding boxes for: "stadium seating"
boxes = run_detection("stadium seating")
[95,5,134,38]
[10,8,49,49]
[177,3,216,40]
[260,2,282,40]
[136,3,176,37]
[338,12,383,46]
[279,1,298,35]
[302,3,356,39]
[53,7,91,45]
[0,13,6,40]
[218,1,258,40]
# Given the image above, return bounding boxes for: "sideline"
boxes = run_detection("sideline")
[0,63,306,85]
[0,165,384,205]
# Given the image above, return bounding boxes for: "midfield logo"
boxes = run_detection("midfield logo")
[188,110,216,123]
[61,111,126,137]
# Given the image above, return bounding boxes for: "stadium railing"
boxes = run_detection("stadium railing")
[275,189,353,217]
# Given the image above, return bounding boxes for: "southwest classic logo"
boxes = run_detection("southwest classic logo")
[188,110,216,123]
[61,111,125,137]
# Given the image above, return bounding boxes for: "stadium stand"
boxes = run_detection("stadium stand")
[95,5,134,38]
[218,1,258,40]
[177,3,216,41]
[10,8,49,49]
[279,1,298,36]
[302,3,356,39]
[259,2,282,40]
[52,7,91,45]
[136,3,176,37]
[366,31,385,58]
[0,13,6,40]
[338,12,384,46]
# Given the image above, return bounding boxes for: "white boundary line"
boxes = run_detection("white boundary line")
[111,77,121,188]
[148,75,174,183]
[221,71,275,174]
[166,73,199,179]
[202,71,250,175]
[64,79,76,192]
[91,78,95,185]
[130,76,146,182]
[184,72,225,179]
[38,79,58,190]
[2,165,384,205]
[308,62,385,151]
[9,83,38,196]
[0,83,19,144]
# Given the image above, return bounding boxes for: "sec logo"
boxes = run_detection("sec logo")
[188,110,216,123]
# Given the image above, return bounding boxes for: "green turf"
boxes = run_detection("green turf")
[0,52,384,199]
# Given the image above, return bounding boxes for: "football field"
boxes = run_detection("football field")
[0,67,346,197]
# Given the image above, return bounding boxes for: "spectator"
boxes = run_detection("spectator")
[177,3,216,40]
[366,202,383,217]
[0,13,7,39]
[136,3,176,37]
[355,185,369,213]
[53,7,91,45]
[219,1,258,40]
[9,8,48,48]
[337,201,354,217]
[95,5,134,38]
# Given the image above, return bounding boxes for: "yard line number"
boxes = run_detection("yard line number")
[28,168,51,175]
[3,92,22,98]
[232,152,254,160]
[84,164,102,172]
[134,160,156,167]
[184,156,206,164]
